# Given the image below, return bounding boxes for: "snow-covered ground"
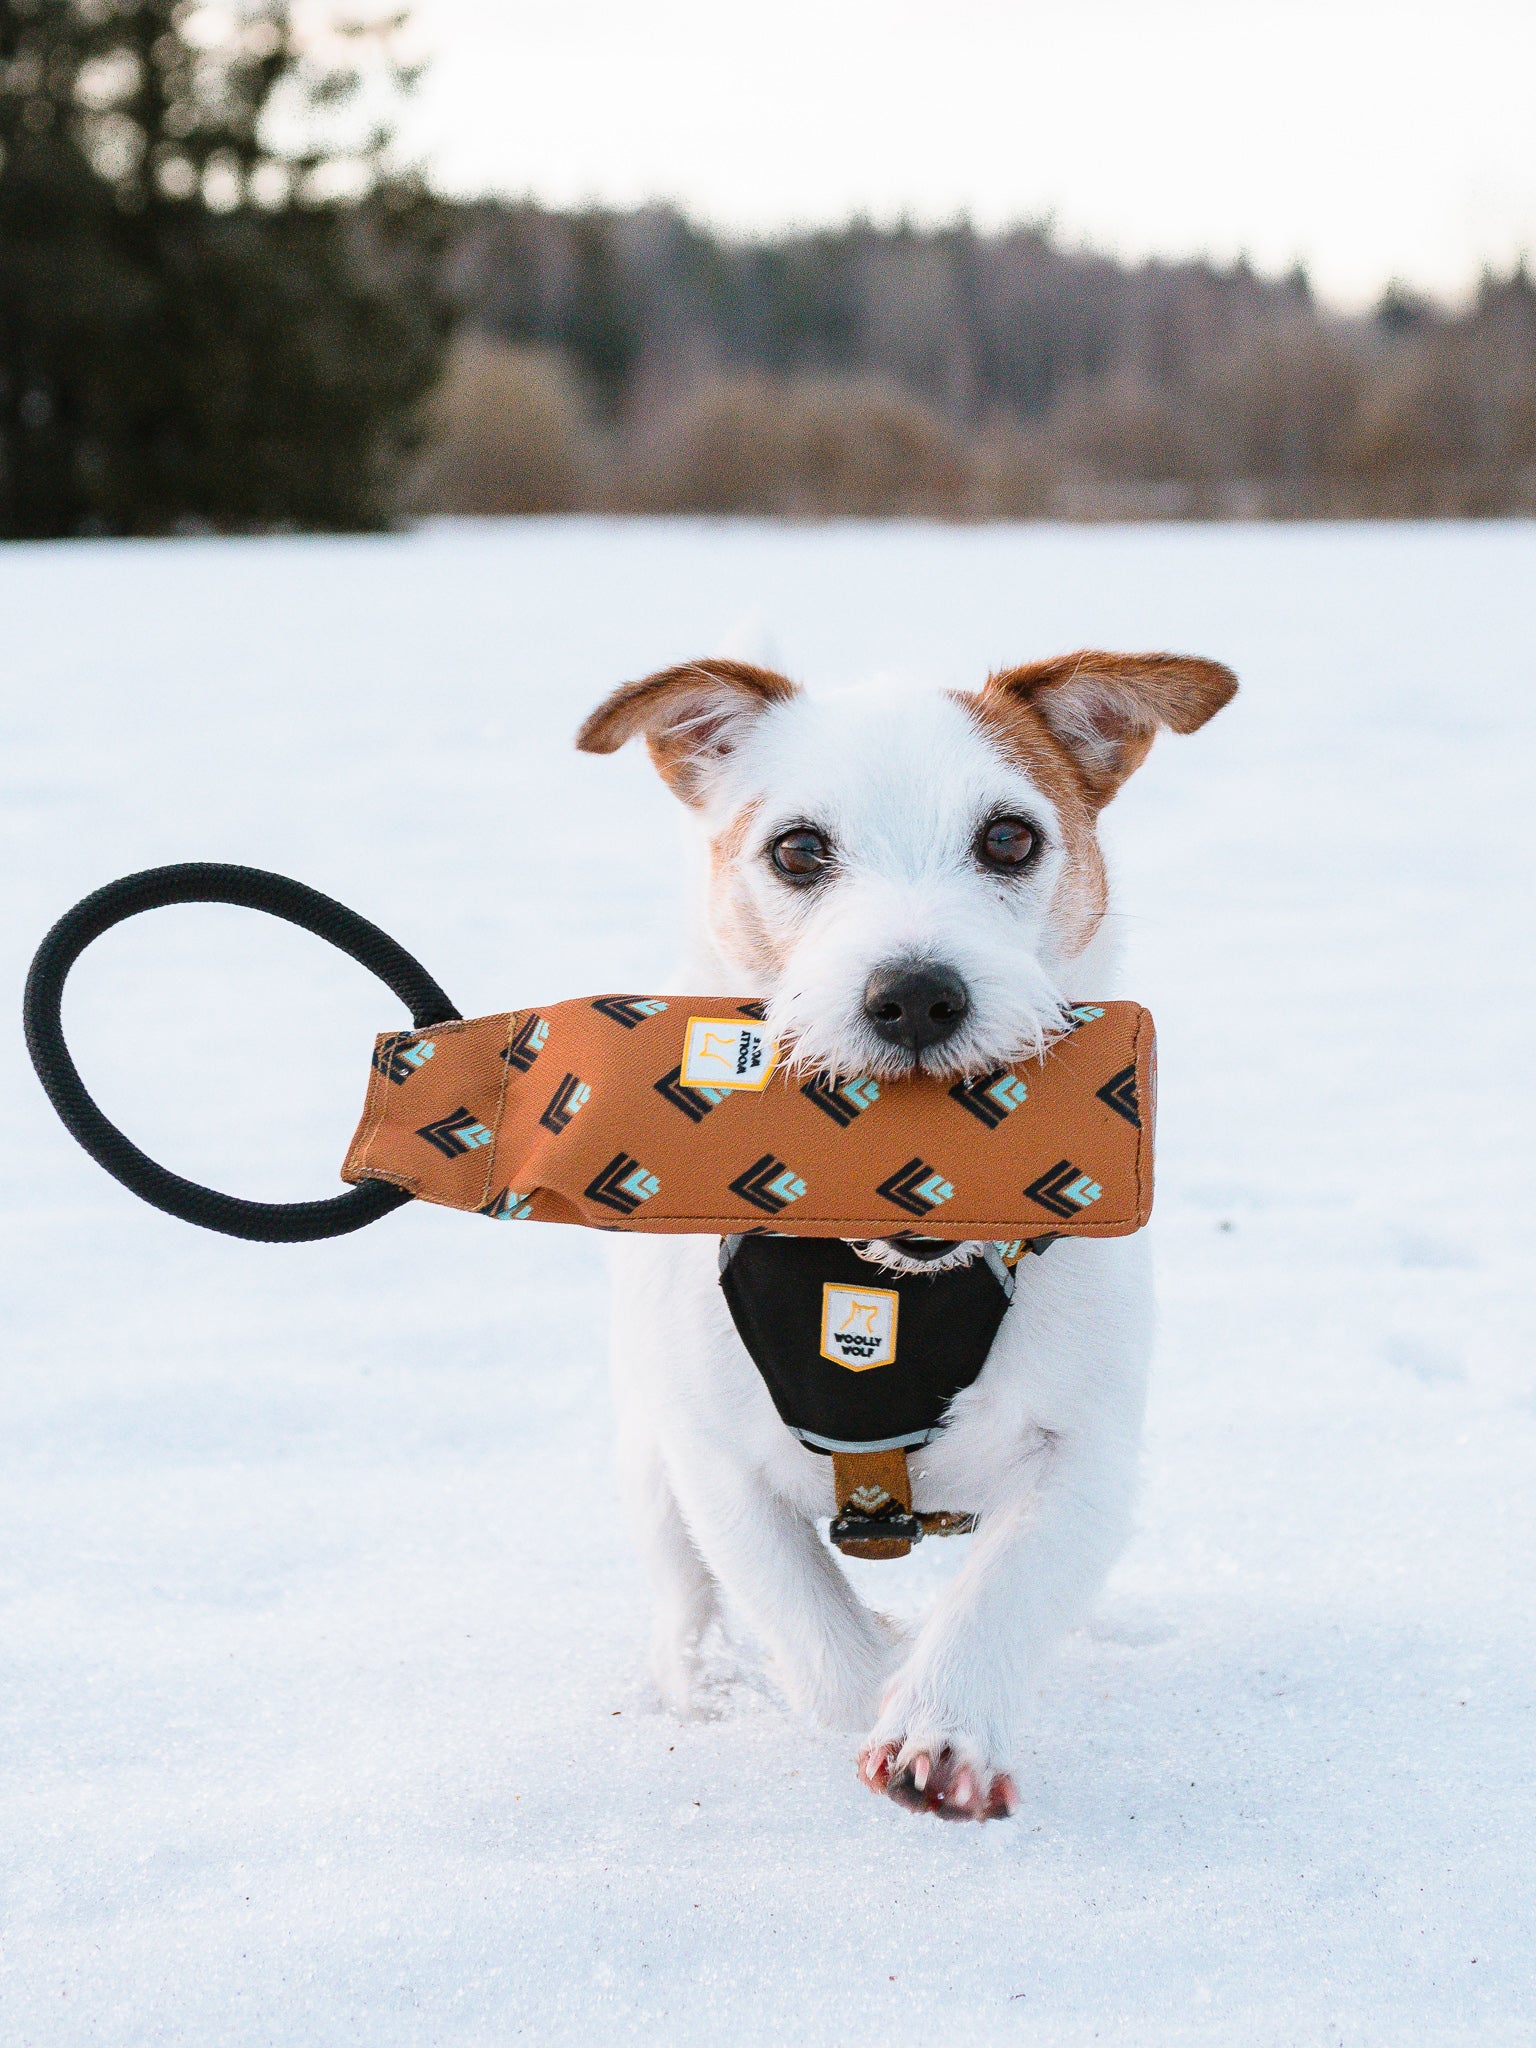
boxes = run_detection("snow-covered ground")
[2,519,1533,2046]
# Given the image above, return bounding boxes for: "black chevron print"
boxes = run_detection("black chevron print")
[653,1063,721,1123]
[591,994,667,1028]
[1095,1063,1140,1127]
[801,1073,856,1127]
[949,1070,1006,1128]
[501,1012,548,1074]
[538,1072,590,1135]
[373,1032,417,1084]
[415,1106,494,1159]
[1023,1158,1101,1220]
[735,999,768,1019]
[800,1073,869,1127]
[875,1157,955,1218]
[1061,1003,1106,1032]
[947,1068,1026,1129]
[729,1154,806,1215]
[585,1153,657,1215]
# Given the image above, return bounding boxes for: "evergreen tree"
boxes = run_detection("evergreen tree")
[0,1,447,536]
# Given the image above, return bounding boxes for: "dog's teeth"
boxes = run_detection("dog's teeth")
[912,1755,930,1791]
[953,1769,975,1807]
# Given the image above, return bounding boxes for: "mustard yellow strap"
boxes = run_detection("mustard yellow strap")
[830,1448,915,1559]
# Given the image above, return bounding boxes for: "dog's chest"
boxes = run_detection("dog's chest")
[619,1231,1152,1517]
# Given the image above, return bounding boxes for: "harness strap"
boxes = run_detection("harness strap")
[831,1448,917,1559]
[828,1448,978,1559]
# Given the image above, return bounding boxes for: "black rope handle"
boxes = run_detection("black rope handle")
[23,863,461,1243]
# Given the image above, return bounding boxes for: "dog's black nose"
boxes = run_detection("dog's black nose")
[863,962,970,1053]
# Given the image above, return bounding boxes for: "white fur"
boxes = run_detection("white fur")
[607,677,1152,1804]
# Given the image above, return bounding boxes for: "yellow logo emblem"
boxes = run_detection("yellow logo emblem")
[680,1017,779,1091]
[819,1283,899,1371]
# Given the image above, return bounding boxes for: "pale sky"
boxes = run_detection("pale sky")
[391,0,1536,309]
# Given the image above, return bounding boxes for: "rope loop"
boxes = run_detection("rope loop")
[23,863,460,1242]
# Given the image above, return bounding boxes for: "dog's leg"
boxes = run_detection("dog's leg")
[614,1405,721,1716]
[859,1422,1138,1820]
[664,1442,899,1729]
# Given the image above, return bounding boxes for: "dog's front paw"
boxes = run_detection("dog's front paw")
[856,1686,1018,1821]
[857,1737,1017,1820]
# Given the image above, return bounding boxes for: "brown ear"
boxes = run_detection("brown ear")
[575,658,801,806]
[980,650,1237,808]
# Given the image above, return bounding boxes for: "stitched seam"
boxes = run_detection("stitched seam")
[1133,1005,1153,1226]
[569,1212,1141,1230]
[343,1036,396,1183]
[478,1012,519,1207]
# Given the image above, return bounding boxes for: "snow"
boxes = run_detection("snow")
[2,518,1533,2045]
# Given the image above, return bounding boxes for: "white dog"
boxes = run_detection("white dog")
[577,649,1235,1820]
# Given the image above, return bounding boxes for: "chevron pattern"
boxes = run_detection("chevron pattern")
[501,1012,549,1074]
[653,1063,730,1123]
[1095,1062,1140,1127]
[1063,1003,1106,1030]
[875,1156,956,1217]
[374,1033,436,1085]
[415,1106,495,1159]
[728,1153,808,1214]
[948,1068,1028,1128]
[735,999,768,1019]
[538,1072,591,1134]
[585,1153,661,1215]
[591,995,669,1028]
[800,1072,880,1127]
[1023,1158,1104,1219]
[479,1186,533,1221]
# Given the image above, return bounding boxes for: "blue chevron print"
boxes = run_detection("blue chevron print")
[949,1068,1028,1128]
[538,1073,592,1135]
[585,1153,662,1215]
[654,1064,732,1123]
[875,1157,956,1217]
[801,1072,881,1127]
[592,995,669,1028]
[729,1154,808,1214]
[1023,1158,1104,1219]
[416,1107,495,1159]
[501,1013,549,1074]
[374,1034,437,1085]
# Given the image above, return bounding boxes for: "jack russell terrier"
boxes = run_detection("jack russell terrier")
[576,649,1236,1820]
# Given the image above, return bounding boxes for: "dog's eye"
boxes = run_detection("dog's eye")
[770,827,833,881]
[978,815,1038,870]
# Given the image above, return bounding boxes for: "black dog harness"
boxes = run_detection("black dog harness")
[719,1233,1047,1558]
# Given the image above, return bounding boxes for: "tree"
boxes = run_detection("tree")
[0,1,448,536]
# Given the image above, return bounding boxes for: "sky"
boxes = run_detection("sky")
[393,0,1536,309]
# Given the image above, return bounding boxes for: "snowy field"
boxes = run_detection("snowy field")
[3,518,1533,2046]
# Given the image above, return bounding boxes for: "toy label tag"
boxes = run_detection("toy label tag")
[820,1283,899,1370]
[680,1017,778,1091]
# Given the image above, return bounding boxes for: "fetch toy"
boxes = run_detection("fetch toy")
[25,864,1156,1559]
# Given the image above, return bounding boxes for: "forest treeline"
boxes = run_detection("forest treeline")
[4,0,1531,535]
[414,201,1536,521]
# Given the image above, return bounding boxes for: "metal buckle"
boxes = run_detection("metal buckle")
[830,1502,925,1553]
[829,1504,977,1556]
